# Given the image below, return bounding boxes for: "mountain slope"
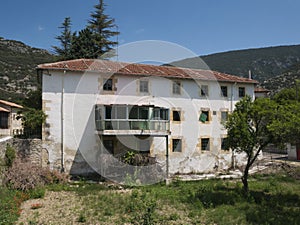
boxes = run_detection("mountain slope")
[0,37,56,102]
[171,45,300,83]
[261,61,300,94]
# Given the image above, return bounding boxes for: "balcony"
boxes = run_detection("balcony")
[95,105,170,136]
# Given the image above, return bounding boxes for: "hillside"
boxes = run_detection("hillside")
[261,61,300,94]
[171,45,300,83]
[0,37,56,102]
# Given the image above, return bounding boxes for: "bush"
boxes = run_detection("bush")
[3,157,68,191]
[5,144,16,168]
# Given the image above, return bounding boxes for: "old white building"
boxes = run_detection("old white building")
[38,59,257,183]
[0,100,23,136]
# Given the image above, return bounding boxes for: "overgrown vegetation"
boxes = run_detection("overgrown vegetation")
[4,165,299,225]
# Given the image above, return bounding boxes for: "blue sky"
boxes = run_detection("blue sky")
[1,0,300,57]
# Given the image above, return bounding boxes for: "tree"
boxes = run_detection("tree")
[87,0,119,58]
[69,28,99,59]
[269,88,300,149]
[225,96,276,192]
[52,17,72,60]
[17,88,47,138]
[53,1,119,59]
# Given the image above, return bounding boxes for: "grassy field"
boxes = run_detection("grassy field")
[1,166,300,225]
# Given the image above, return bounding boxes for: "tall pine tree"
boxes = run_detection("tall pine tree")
[87,0,119,58]
[53,0,119,60]
[52,17,72,60]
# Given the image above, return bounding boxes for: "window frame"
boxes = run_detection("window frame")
[139,80,149,93]
[201,138,210,151]
[172,138,182,152]
[199,110,210,123]
[103,78,113,91]
[221,111,228,123]
[238,87,246,98]
[221,138,229,151]
[221,86,228,97]
[200,85,209,97]
[172,110,181,121]
[172,80,181,95]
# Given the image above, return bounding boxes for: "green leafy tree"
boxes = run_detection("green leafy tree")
[87,0,119,58]
[225,96,276,192]
[269,88,300,149]
[52,17,73,60]
[17,88,46,138]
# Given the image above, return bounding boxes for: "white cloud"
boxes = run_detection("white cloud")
[38,25,44,31]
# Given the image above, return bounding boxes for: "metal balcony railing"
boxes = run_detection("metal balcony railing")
[96,120,170,131]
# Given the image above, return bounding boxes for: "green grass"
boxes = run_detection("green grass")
[1,172,300,225]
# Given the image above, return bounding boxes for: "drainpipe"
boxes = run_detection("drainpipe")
[165,135,169,180]
[60,71,65,173]
[230,82,236,169]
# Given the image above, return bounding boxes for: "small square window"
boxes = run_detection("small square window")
[172,139,182,152]
[221,86,228,97]
[201,138,210,151]
[221,138,229,151]
[172,81,181,95]
[199,110,209,122]
[173,110,181,121]
[239,87,245,97]
[200,85,209,97]
[103,78,113,91]
[140,80,149,93]
[221,111,228,122]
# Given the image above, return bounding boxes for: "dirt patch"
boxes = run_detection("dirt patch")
[18,191,85,225]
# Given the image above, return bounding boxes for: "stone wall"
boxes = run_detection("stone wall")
[0,138,46,167]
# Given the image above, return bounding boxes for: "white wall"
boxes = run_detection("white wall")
[43,70,255,175]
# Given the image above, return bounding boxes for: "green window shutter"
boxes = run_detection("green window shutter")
[199,113,207,122]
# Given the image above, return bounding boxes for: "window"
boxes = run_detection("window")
[239,87,245,97]
[173,110,181,121]
[200,85,209,97]
[129,106,149,120]
[221,111,228,122]
[221,86,228,97]
[103,78,113,91]
[0,112,9,129]
[221,138,229,151]
[140,80,149,93]
[105,106,112,119]
[199,110,209,122]
[172,139,182,152]
[201,138,210,151]
[103,140,114,154]
[172,81,181,95]
[115,106,127,119]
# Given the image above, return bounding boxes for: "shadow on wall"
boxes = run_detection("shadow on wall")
[69,106,165,184]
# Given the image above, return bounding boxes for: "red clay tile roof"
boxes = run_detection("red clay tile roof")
[0,100,23,109]
[37,59,258,84]
[0,107,9,112]
[254,87,270,93]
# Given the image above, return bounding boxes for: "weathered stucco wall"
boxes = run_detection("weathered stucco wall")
[42,70,255,177]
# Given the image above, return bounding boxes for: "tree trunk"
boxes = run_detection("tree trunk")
[242,162,251,193]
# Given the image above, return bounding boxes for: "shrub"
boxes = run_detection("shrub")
[3,157,68,191]
[5,144,16,168]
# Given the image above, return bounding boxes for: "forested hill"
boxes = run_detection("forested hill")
[171,45,300,83]
[0,37,55,102]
